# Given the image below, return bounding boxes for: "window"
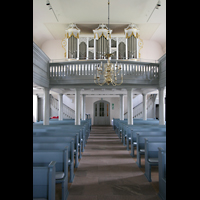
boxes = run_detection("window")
[95,104,97,117]
[99,102,104,117]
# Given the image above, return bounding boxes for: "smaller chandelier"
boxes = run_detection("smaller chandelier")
[94,53,123,86]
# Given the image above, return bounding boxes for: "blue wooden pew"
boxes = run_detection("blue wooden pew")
[33,141,74,183]
[33,133,80,167]
[130,128,166,155]
[33,149,69,200]
[33,161,56,200]
[136,133,166,167]
[144,139,166,182]
[127,125,166,147]
[158,147,166,200]
[33,125,86,152]
[47,127,85,152]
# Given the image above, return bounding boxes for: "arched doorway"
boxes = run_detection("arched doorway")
[93,100,110,125]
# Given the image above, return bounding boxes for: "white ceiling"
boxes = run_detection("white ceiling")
[33,0,166,50]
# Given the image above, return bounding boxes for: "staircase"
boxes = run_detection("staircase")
[50,95,75,119]
[124,94,157,119]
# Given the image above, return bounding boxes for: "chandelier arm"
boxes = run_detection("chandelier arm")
[115,75,123,86]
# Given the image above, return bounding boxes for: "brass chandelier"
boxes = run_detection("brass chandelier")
[94,0,123,86]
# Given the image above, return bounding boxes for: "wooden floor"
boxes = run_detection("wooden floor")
[57,125,160,200]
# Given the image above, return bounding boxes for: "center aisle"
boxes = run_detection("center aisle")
[67,125,159,200]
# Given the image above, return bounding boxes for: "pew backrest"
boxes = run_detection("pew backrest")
[33,148,68,175]
[132,129,166,143]
[145,139,166,162]
[33,134,79,150]
[33,140,74,164]
[33,161,56,200]
[137,133,166,151]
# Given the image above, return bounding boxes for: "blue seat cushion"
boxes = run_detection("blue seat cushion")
[56,172,65,179]
[148,158,158,163]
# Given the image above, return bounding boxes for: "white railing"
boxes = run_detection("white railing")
[49,59,159,81]
[133,94,156,118]
[124,94,156,119]
[50,95,75,119]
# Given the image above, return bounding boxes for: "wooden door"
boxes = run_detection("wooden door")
[94,100,110,125]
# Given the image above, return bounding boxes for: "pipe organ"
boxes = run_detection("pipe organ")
[62,23,143,60]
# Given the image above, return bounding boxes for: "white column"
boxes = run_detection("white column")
[66,38,68,59]
[77,38,79,60]
[86,37,89,60]
[116,37,119,60]
[81,94,86,120]
[126,38,128,59]
[33,95,38,122]
[159,87,165,125]
[94,38,96,60]
[143,93,147,120]
[43,87,49,125]
[58,94,63,121]
[127,88,133,125]
[120,94,124,120]
[75,88,81,125]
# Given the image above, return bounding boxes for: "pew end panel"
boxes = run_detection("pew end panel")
[144,139,166,182]
[33,149,69,200]
[33,161,56,200]
[136,133,166,168]
[158,147,166,200]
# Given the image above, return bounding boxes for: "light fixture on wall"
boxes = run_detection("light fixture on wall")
[94,0,123,86]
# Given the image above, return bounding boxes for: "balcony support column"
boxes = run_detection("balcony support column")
[75,88,81,125]
[127,88,133,125]
[43,87,50,125]
[120,94,124,120]
[159,87,165,125]
[81,94,86,120]
[143,93,147,120]
[58,94,63,121]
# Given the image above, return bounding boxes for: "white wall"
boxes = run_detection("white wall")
[132,94,143,107]
[63,95,75,110]
[41,40,65,60]
[41,39,164,61]
[140,40,164,61]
